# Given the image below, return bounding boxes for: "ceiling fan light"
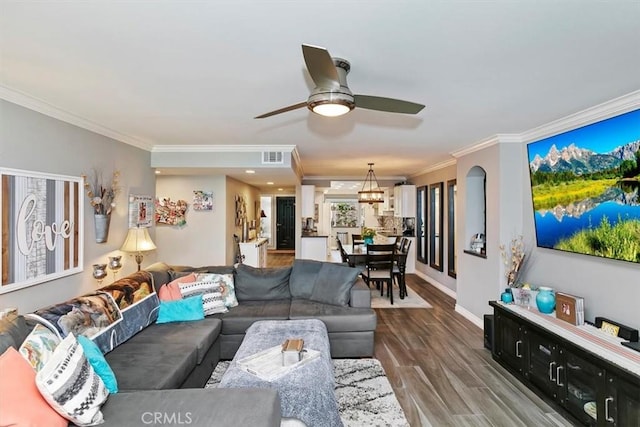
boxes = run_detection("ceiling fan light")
[312,102,351,117]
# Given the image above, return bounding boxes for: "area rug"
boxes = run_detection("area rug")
[371,284,432,308]
[207,358,409,427]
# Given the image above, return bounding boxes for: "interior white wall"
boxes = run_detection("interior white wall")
[226,177,261,264]
[0,100,155,313]
[155,175,227,266]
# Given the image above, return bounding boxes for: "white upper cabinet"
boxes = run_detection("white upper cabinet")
[301,185,315,218]
[394,185,417,217]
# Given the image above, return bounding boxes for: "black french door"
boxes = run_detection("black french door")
[276,197,295,250]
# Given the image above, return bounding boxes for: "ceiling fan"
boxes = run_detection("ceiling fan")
[254,44,425,119]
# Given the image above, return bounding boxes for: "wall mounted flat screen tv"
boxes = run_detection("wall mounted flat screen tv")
[527,108,640,264]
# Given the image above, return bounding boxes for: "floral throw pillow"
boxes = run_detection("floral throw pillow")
[18,324,61,371]
[196,273,238,308]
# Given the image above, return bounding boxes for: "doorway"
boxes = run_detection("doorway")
[276,197,295,250]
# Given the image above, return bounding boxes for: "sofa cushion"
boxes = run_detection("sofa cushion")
[0,347,67,427]
[234,264,292,301]
[0,313,32,354]
[124,318,222,365]
[144,262,173,292]
[309,262,360,306]
[99,388,281,427]
[289,259,324,299]
[105,340,199,390]
[158,273,197,301]
[289,300,377,332]
[215,300,291,335]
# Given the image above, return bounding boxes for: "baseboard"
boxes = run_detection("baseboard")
[454,304,483,329]
[413,270,457,298]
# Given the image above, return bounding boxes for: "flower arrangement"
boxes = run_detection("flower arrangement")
[500,235,527,287]
[81,169,120,215]
[362,227,377,239]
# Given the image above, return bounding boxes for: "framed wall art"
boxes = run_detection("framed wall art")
[193,190,214,211]
[155,197,188,226]
[128,195,154,228]
[1,167,84,294]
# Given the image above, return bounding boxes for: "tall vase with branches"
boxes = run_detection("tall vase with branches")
[82,169,120,243]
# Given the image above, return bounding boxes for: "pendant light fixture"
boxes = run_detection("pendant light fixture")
[358,163,385,204]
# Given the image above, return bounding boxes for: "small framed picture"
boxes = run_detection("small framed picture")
[193,190,214,211]
[129,195,154,228]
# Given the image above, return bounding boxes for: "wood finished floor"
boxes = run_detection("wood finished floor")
[266,254,576,427]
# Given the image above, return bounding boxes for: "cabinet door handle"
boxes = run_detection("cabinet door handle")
[548,362,556,381]
[605,397,614,423]
[515,340,523,358]
[556,366,564,386]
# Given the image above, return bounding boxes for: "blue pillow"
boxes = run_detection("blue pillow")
[156,295,205,324]
[77,335,118,393]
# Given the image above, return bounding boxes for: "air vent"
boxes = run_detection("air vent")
[262,151,284,164]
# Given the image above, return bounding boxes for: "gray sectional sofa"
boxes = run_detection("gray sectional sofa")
[3,259,376,426]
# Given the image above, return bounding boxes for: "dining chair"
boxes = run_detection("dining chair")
[393,239,412,298]
[351,233,363,245]
[361,243,396,304]
[336,237,350,264]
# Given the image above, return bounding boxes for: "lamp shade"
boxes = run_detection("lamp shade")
[120,227,157,253]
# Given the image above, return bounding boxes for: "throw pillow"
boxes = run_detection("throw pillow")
[36,334,109,426]
[77,335,118,394]
[201,292,229,315]
[0,347,67,427]
[289,259,324,299]
[158,272,197,301]
[234,264,292,301]
[156,295,205,323]
[196,273,239,308]
[18,324,61,371]
[310,262,360,306]
[178,278,220,299]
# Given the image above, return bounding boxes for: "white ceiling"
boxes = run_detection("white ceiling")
[1,1,639,191]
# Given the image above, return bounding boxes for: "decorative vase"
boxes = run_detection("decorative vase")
[501,288,513,304]
[94,214,111,243]
[364,236,374,245]
[536,286,556,314]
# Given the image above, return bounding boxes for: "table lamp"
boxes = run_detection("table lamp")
[120,227,157,271]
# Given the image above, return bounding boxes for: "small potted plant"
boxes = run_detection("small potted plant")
[362,227,376,245]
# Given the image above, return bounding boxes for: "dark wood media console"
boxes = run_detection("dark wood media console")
[489,301,639,426]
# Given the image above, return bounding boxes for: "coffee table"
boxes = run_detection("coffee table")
[218,319,342,427]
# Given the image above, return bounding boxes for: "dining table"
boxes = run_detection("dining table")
[342,244,409,298]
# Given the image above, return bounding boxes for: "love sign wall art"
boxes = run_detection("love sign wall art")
[1,168,84,293]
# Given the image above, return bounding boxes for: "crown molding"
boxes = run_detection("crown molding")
[410,158,457,177]
[302,175,407,182]
[520,90,640,144]
[450,133,522,158]
[0,85,154,151]
[151,144,298,153]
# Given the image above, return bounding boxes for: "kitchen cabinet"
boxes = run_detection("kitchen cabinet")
[301,185,315,218]
[490,302,640,426]
[239,238,268,268]
[393,185,416,217]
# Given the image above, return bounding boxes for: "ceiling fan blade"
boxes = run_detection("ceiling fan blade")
[354,94,425,114]
[254,102,308,119]
[302,44,340,89]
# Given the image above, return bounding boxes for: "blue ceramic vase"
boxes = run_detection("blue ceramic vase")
[501,288,513,304]
[536,287,555,314]
[364,236,374,245]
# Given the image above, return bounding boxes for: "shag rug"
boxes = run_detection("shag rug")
[207,358,409,427]
[371,284,432,309]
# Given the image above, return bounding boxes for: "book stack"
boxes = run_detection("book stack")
[555,292,585,325]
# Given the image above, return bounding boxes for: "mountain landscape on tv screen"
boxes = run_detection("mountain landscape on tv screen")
[527,110,640,264]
